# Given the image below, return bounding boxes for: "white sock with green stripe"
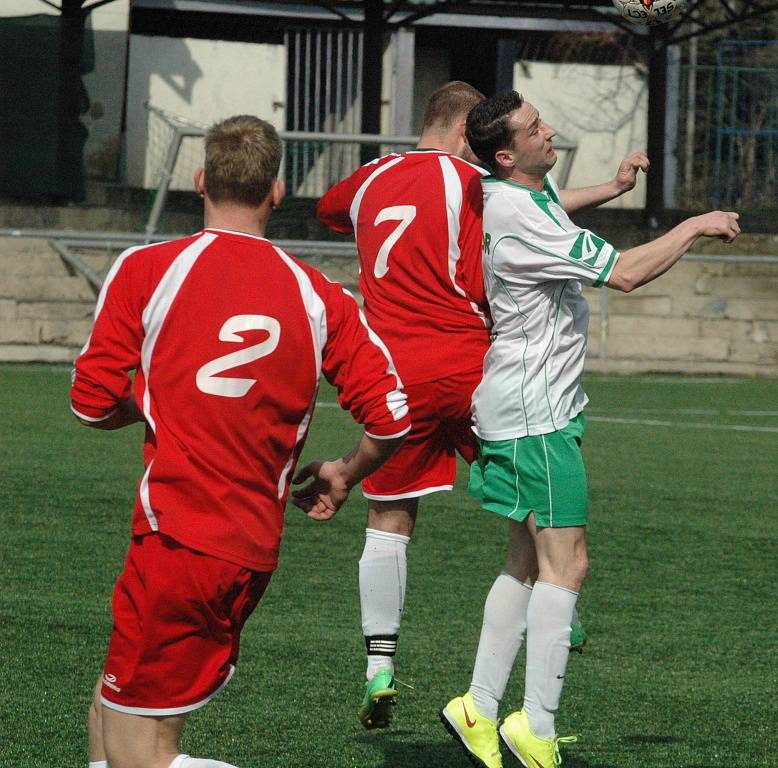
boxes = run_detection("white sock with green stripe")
[469,573,532,721]
[523,580,578,738]
[359,528,409,679]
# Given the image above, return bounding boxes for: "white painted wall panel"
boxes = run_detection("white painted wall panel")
[515,61,648,209]
[125,35,286,189]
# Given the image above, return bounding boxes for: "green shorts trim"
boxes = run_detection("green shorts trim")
[468,413,588,528]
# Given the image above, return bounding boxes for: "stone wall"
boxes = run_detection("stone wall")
[1,234,777,376]
[0,237,96,363]
[584,258,778,376]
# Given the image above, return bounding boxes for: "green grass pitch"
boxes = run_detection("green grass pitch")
[1,364,776,767]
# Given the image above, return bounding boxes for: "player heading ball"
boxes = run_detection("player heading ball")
[442,91,739,768]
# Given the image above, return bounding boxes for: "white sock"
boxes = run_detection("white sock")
[168,755,240,768]
[359,528,409,679]
[523,581,578,739]
[89,762,108,768]
[469,573,532,721]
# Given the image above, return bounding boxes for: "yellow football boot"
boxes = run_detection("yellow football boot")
[499,709,577,768]
[440,692,502,768]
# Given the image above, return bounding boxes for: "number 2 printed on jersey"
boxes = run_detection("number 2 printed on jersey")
[196,314,280,398]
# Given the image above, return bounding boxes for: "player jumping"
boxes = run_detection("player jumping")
[441,90,740,768]
[316,81,491,729]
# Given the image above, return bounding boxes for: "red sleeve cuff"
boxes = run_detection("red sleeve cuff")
[70,403,119,422]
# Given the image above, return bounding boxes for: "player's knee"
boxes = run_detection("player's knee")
[103,730,165,768]
[88,697,102,737]
[104,747,172,768]
[570,549,589,588]
[366,501,417,536]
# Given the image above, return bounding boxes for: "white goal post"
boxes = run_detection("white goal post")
[142,102,578,240]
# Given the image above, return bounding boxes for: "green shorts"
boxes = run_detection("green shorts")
[468,413,588,528]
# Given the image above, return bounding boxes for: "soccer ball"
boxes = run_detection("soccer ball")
[611,0,686,25]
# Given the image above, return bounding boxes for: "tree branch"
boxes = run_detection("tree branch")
[312,1,357,24]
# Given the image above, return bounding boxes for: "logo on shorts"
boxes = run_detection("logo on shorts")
[103,673,121,693]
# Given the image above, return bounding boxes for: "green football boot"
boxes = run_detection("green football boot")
[569,621,587,654]
[357,668,397,729]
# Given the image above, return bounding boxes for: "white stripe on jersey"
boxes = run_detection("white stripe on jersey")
[350,293,409,423]
[139,462,158,531]
[76,244,146,358]
[138,231,217,528]
[273,246,328,499]
[348,155,406,228]
[438,155,489,328]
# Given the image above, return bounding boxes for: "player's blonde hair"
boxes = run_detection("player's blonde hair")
[204,115,282,207]
[422,81,485,131]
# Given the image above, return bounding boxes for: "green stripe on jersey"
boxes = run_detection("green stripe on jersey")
[493,234,601,274]
[593,249,618,288]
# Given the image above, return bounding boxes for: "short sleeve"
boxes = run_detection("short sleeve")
[491,195,618,288]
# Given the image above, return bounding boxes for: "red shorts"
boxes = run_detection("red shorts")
[100,533,271,715]
[362,369,481,500]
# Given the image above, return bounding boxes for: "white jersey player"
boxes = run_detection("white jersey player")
[441,91,740,768]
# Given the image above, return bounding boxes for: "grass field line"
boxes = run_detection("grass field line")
[587,407,778,417]
[587,415,778,433]
[585,375,749,384]
[315,402,778,433]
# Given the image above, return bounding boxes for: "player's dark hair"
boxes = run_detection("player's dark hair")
[204,115,282,207]
[423,81,485,131]
[465,91,525,171]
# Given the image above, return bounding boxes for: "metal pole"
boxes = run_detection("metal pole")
[664,44,681,209]
[145,128,183,240]
[683,35,698,204]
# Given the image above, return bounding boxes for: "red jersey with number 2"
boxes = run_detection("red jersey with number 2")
[316,150,491,385]
[70,229,410,571]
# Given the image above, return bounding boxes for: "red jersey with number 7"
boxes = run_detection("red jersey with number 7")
[70,229,410,571]
[316,150,491,385]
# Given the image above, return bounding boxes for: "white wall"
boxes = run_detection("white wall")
[515,61,648,208]
[125,35,286,190]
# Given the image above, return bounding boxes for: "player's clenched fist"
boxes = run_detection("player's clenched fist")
[694,211,741,243]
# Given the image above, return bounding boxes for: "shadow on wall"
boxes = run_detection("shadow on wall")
[124,34,204,189]
[0,14,94,201]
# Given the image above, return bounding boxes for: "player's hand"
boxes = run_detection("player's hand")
[614,152,649,193]
[695,211,741,243]
[291,460,350,521]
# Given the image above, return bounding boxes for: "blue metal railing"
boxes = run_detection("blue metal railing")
[713,40,778,210]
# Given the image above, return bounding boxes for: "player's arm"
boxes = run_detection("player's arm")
[606,210,740,293]
[316,173,362,234]
[70,249,145,429]
[292,432,403,520]
[73,394,143,430]
[559,152,649,214]
[290,272,411,520]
